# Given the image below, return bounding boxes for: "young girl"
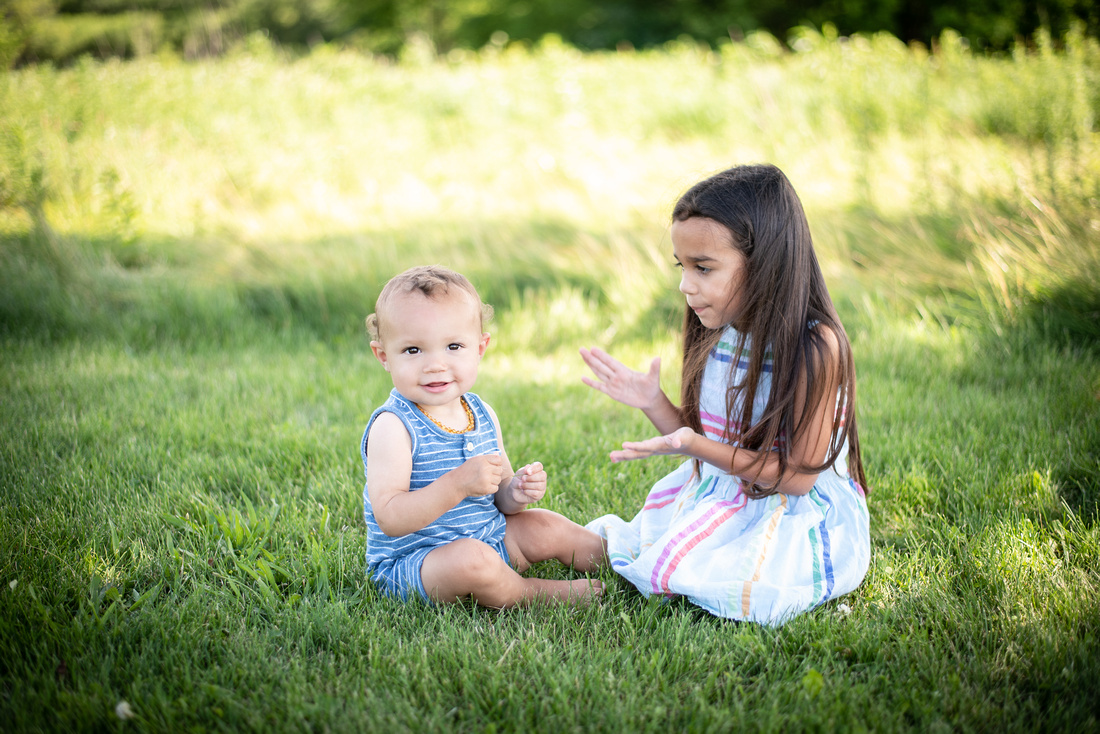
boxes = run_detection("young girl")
[363,266,606,608]
[581,164,870,625]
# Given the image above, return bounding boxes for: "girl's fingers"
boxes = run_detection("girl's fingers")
[583,347,621,376]
[600,353,628,377]
[611,444,651,461]
[610,448,651,462]
[580,347,606,368]
[625,437,665,450]
[580,376,607,393]
[613,434,682,461]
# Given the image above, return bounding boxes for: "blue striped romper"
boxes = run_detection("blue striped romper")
[361,389,509,601]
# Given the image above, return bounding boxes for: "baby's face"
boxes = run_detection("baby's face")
[370,290,488,407]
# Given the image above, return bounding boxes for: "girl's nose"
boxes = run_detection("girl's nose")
[679,273,693,295]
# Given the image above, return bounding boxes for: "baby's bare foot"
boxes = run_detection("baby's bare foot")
[567,578,605,605]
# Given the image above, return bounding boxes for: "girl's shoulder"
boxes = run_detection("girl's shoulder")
[796,322,846,394]
[808,321,843,368]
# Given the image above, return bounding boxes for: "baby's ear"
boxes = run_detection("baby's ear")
[370,341,390,371]
[478,332,491,356]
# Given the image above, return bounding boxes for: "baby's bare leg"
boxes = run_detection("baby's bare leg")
[420,537,600,608]
[504,508,607,573]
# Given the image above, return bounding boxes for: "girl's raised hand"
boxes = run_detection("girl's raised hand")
[609,427,697,463]
[580,347,662,410]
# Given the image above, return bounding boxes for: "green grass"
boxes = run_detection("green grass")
[2,33,1100,731]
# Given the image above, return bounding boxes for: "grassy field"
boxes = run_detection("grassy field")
[2,29,1100,731]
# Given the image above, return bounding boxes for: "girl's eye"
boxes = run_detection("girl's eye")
[697,265,711,274]
[674,261,684,270]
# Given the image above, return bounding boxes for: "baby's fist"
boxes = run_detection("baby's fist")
[455,454,503,497]
[510,462,547,504]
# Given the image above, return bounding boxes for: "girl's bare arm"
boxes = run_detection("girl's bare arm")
[612,327,844,496]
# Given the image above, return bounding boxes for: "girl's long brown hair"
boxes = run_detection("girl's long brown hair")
[674,164,868,498]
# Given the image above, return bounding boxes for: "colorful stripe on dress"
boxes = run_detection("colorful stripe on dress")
[710,340,773,372]
[691,474,716,503]
[804,487,835,606]
[810,486,835,602]
[700,408,784,452]
[649,495,748,594]
[740,494,789,618]
[808,524,824,604]
[700,409,739,442]
[609,550,636,569]
[643,482,684,511]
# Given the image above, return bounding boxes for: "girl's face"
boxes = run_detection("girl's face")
[672,217,748,329]
[370,291,489,409]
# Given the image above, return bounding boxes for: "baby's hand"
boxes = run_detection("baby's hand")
[509,462,546,505]
[451,454,503,497]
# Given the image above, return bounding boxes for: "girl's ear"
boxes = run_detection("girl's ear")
[370,340,390,371]
[478,332,491,357]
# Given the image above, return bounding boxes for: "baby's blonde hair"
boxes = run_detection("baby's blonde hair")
[366,265,493,341]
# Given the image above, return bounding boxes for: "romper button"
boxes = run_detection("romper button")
[465,442,474,452]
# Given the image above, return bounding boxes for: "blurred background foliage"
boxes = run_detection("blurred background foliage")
[2,25,1097,352]
[2,0,1098,66]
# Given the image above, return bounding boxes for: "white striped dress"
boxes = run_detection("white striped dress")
[587,326,870,625]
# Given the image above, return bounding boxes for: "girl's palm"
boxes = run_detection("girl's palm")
[580,348,661,410]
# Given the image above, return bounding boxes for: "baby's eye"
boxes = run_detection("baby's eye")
[447,343,464,351]
[402,346,421,355]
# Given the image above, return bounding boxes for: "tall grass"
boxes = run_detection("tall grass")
[2,31,1099,731]
[2,30,1097,345]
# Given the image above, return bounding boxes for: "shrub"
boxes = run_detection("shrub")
[25,11,164,62]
